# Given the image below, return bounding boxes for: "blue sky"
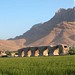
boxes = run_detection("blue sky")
[0,0,74,39]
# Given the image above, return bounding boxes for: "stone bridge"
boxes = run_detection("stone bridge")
[18,45,67,57]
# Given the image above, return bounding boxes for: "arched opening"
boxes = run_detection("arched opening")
[27,50,31,57]
[21,50,25,57]
[49,46,57,55]
[43,48,48,56]
[48,45,59,55]
[53,48,59,55]
[35,50,39,56]
[18,49,24,57]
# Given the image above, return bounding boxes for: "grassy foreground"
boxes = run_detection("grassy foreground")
[0,56,75,75]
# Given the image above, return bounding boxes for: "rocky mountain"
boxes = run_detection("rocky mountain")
[0,7,75,51]
[28,22,75,46]
[11,7,75,46]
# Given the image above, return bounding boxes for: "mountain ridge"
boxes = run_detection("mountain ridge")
[11,7,75,46]
[0,7,75,51]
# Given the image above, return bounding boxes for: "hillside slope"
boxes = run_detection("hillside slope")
[13,7,75,46]
[28,22,75,46]
[0,39,26,51]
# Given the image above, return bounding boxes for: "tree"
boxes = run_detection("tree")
[68,47,75,55]
[5,51,11,56]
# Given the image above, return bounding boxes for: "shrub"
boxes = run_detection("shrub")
[5,51,11,56]
[68,47,75,55]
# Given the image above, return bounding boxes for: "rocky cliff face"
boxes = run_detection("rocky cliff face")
[28,22,75,46]
[0,7,75,51]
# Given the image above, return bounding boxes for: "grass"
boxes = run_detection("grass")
[0,55,75,75]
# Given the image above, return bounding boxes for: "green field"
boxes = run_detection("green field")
[0,56,75,75]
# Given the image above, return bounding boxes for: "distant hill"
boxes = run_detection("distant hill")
[0,7,75,51]
[0,39,26,51]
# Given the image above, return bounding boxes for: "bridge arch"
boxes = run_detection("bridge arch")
[18,45,64,57]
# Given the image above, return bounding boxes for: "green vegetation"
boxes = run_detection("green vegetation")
[68,47,75,55]
[0,56,75,75]
[5,51,11,56]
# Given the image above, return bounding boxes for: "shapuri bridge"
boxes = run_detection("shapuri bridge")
[18,45,69,57]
